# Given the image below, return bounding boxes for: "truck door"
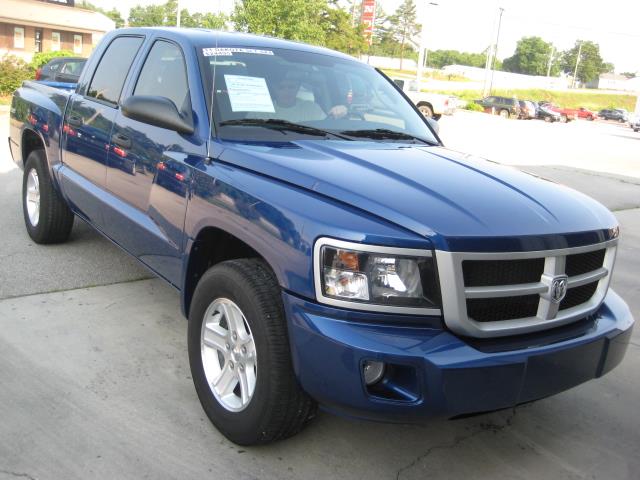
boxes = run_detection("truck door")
[61,35,144,225]
[104,39,206,285]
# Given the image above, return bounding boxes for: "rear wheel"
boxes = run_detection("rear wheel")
[544,115,551,123]
[188,259,316,445]
[22,149,74,244]
[560,114,568,123]
[499,109,509,119]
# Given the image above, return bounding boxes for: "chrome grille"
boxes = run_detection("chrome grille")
[435,240,617,338]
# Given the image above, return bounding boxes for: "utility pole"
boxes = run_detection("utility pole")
[488,7,504,95]
[176,0,181,27]
[546,45,555,77]
[571,41,583,88]
[416,2,439,86]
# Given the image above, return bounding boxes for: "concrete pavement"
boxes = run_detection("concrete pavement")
[1,112,639,479]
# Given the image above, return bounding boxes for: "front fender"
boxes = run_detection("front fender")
[182,160,430,309]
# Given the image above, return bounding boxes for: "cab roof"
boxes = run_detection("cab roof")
[116,27,358,63]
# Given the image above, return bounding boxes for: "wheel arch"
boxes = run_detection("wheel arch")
[417,101,434,112]
[21,128,46,169]
[181,225,281,318]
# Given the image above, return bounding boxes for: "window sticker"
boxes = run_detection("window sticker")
[224,75,275,113]
[203,47,274,57]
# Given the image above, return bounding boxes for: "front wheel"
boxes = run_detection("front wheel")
[188,259,316,445]
[560,114,568,123]
[22,149,74,244]
[499,109,509,119]
[418,104,434,118]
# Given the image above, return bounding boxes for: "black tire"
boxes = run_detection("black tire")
[544,115,551,123]
[22,149,74,244]
[560,114,568,123]
[188,259,316,445]
[418,104,434,118]
[499,109,509,119]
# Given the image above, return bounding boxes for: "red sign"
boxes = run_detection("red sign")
[361,0,376,46]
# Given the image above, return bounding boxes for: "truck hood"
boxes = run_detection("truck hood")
[218,140,617,251]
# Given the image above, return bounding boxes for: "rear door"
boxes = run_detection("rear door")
[104,38,207,285]
[61,35,144,225]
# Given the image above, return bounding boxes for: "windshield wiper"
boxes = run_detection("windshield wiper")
[339,128,435,145]
[219,118,351,140]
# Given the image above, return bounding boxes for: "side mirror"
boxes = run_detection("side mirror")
[122,95,194,135]
[425,116,439,134]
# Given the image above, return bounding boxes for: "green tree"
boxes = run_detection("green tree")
[180,11,227,29]
[387,0,421,70]
[233,0,327,45]
[561,40,613,84]
[321,1,367,55]
[80,1,125,28]
[128,0,177,27]
[427,49,487,69]
[502,36,559,76]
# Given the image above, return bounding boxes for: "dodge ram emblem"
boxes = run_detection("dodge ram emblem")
[550,276,568,303]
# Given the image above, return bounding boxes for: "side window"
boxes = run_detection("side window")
[87,36,143,106]
[134,40,189,112]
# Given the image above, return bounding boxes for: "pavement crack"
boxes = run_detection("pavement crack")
[395,409,517,479]
[611,206,640,213]
[0,469,37,480]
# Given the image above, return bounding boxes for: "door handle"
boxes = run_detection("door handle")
[67,114,83,127]
[111,133,131,149]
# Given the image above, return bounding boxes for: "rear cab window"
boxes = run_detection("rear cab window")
[87,36,144,106]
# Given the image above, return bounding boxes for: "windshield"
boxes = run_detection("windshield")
[199,46,439,144]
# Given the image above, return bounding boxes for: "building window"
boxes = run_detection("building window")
[51,32,61,52]
[14,27,25,49]
[73,34,82,54]
[35,29,43,53]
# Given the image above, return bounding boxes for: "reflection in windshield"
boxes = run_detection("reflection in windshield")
[200,47,438,144]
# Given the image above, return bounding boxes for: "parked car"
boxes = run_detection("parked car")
[538,102,576,123]
[35,57,87,83]
[536,104,561,122]
[518,100,536,119]
[599,109,629,122]
[392,78,455,119]
[576,107,596,121]
[630,114,640,132]
[475,95,520,118]
[9,28,634,446]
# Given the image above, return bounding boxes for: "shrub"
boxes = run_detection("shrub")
[0,55,34,96]
[464,102,484,112]
[31,50,76,69]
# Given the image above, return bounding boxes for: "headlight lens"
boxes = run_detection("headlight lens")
[319,243,440,311]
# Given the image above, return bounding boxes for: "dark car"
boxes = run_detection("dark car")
[598,109,629,122]
[35,57,86,83]
[475,96,520,118]
[536,104,561,122]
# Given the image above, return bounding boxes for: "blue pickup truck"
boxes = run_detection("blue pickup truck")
[8,28,634,445]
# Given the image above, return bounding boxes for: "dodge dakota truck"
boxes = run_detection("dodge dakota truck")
[8,28,634,446]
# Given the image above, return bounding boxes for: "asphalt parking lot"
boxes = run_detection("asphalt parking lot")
[1,110,639,480]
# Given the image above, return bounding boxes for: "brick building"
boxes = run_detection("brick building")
[0,0,115,61]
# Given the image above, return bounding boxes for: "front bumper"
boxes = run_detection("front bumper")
[284,289,634,423]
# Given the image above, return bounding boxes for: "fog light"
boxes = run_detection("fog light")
[363,360,385,385]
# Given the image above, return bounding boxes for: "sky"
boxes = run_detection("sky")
[91,0,640,73]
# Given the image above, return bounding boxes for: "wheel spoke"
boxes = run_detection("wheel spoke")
[203,324,228,352]
[214,364,237,396]
[238,368,250,404]
[221,302,243,333]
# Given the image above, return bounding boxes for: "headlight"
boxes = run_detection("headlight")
[314,238,441,315]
